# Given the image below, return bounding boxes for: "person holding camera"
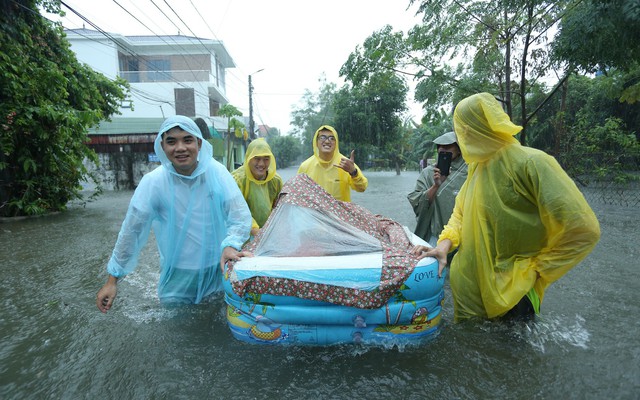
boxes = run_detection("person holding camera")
[408,131,467,247]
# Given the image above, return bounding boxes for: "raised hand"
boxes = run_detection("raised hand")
[334,149,356,175]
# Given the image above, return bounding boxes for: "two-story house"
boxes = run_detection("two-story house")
[65,28,247,190]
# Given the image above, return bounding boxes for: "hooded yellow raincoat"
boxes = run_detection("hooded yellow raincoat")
[440,93,600,321]
[232,139,283,231]
[297,125,368,202]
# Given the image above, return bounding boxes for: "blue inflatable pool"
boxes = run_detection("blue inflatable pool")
[223,255,445,346]
[222,174,446,346]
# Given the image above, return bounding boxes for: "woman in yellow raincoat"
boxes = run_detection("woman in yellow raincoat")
[232,139,283,236]
[297,125,368,202]
[413,93,600,321]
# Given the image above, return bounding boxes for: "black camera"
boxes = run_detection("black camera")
[437,151,453,176]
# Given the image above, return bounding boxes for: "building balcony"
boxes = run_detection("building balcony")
[119,69,212,83]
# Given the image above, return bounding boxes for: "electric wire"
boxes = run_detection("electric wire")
[60,1,222,109]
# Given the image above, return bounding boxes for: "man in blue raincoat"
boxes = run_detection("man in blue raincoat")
[96,116,252,312]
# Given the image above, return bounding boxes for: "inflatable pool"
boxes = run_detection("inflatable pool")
[223,254,445,345]
[223,174,446,346]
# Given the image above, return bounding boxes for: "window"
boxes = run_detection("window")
[147,59,170,82]
[175,88,195,116]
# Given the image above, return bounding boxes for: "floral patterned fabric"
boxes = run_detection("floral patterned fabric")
[229,174,420,309]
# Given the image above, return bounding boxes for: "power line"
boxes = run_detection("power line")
[113,0,211,98]
[60,0,270,123]
[60,1,221,108]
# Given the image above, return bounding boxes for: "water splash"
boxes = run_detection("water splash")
[122,307,179,324]
[513,314,591,352]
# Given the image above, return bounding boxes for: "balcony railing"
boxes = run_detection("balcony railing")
[119,69,211,83]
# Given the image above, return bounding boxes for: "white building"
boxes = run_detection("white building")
[65,29,248,188]
[66,28,234,120]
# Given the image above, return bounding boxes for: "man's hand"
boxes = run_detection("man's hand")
[96,276,118,313]
[411,239,452,277]
[220,246,253,272]
[433,167,448,186]
[334,150,357,175]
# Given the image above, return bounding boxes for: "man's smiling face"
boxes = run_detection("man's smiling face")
[249,155,270,180]
[161,127,202,176]
[316,129,336,161]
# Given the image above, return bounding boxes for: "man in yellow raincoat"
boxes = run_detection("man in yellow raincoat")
[232,138,283,236]
[413,93,600,321]
[297,125,368,202]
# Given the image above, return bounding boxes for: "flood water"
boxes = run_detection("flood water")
[1,167,638,399]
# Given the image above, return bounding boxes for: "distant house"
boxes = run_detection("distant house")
[257,124,272,138]
[64,28,247,189]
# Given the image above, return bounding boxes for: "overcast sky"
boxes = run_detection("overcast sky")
[53,0,424,133]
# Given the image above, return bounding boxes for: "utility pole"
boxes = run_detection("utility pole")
[248,69,264,139]
[248,75,254,139]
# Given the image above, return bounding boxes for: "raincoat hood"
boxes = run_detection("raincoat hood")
[154,115,214,178]
[232,138,282,229]
[242,138,277,185]
[453,93,522,163]
[313,125,344,165]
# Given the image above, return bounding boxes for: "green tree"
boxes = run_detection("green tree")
[553,0,640,103]
[523,74,640,183]
[333,70,408,173]
[265,127,280,142]
[553,0,640,73]
[407,110,454,169]
[217,103,244,171]
[0,0,127,217]
[559,115,640,182]
[346,1,579,145]
[412,0,578,145]
[267,135,302,169]
[290,75,337,155]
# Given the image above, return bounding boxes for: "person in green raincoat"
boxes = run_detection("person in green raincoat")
[413,93,600,322]
[407,131,468,247]
[232,139,283,236]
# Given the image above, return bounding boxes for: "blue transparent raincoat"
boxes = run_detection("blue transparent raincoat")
[107,116,251,303]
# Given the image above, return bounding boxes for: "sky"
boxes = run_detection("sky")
[52,0,425,134]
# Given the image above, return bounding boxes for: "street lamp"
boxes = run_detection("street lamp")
[248,68,264,139]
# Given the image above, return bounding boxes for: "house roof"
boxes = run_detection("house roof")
[89,117,236,137]
[64,29,236,68]
[89,118,165,135]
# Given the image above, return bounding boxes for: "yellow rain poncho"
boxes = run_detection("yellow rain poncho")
[440,93,600,321]
[232,139,283,231]
[297,125,368,202]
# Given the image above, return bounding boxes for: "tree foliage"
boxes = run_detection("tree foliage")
[553,0,640,103]
[0,0,128,217]
[290,75,337,156]
[217,103,245,170]
[407,110,454,169]
[333,70,408,172]
[559,116,640,182]
[288,0,640,178]
[267,135,302,169]
[343,1,578,145]
[553,0,640,73]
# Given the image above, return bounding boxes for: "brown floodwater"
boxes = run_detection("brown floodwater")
[1,167,638,399]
